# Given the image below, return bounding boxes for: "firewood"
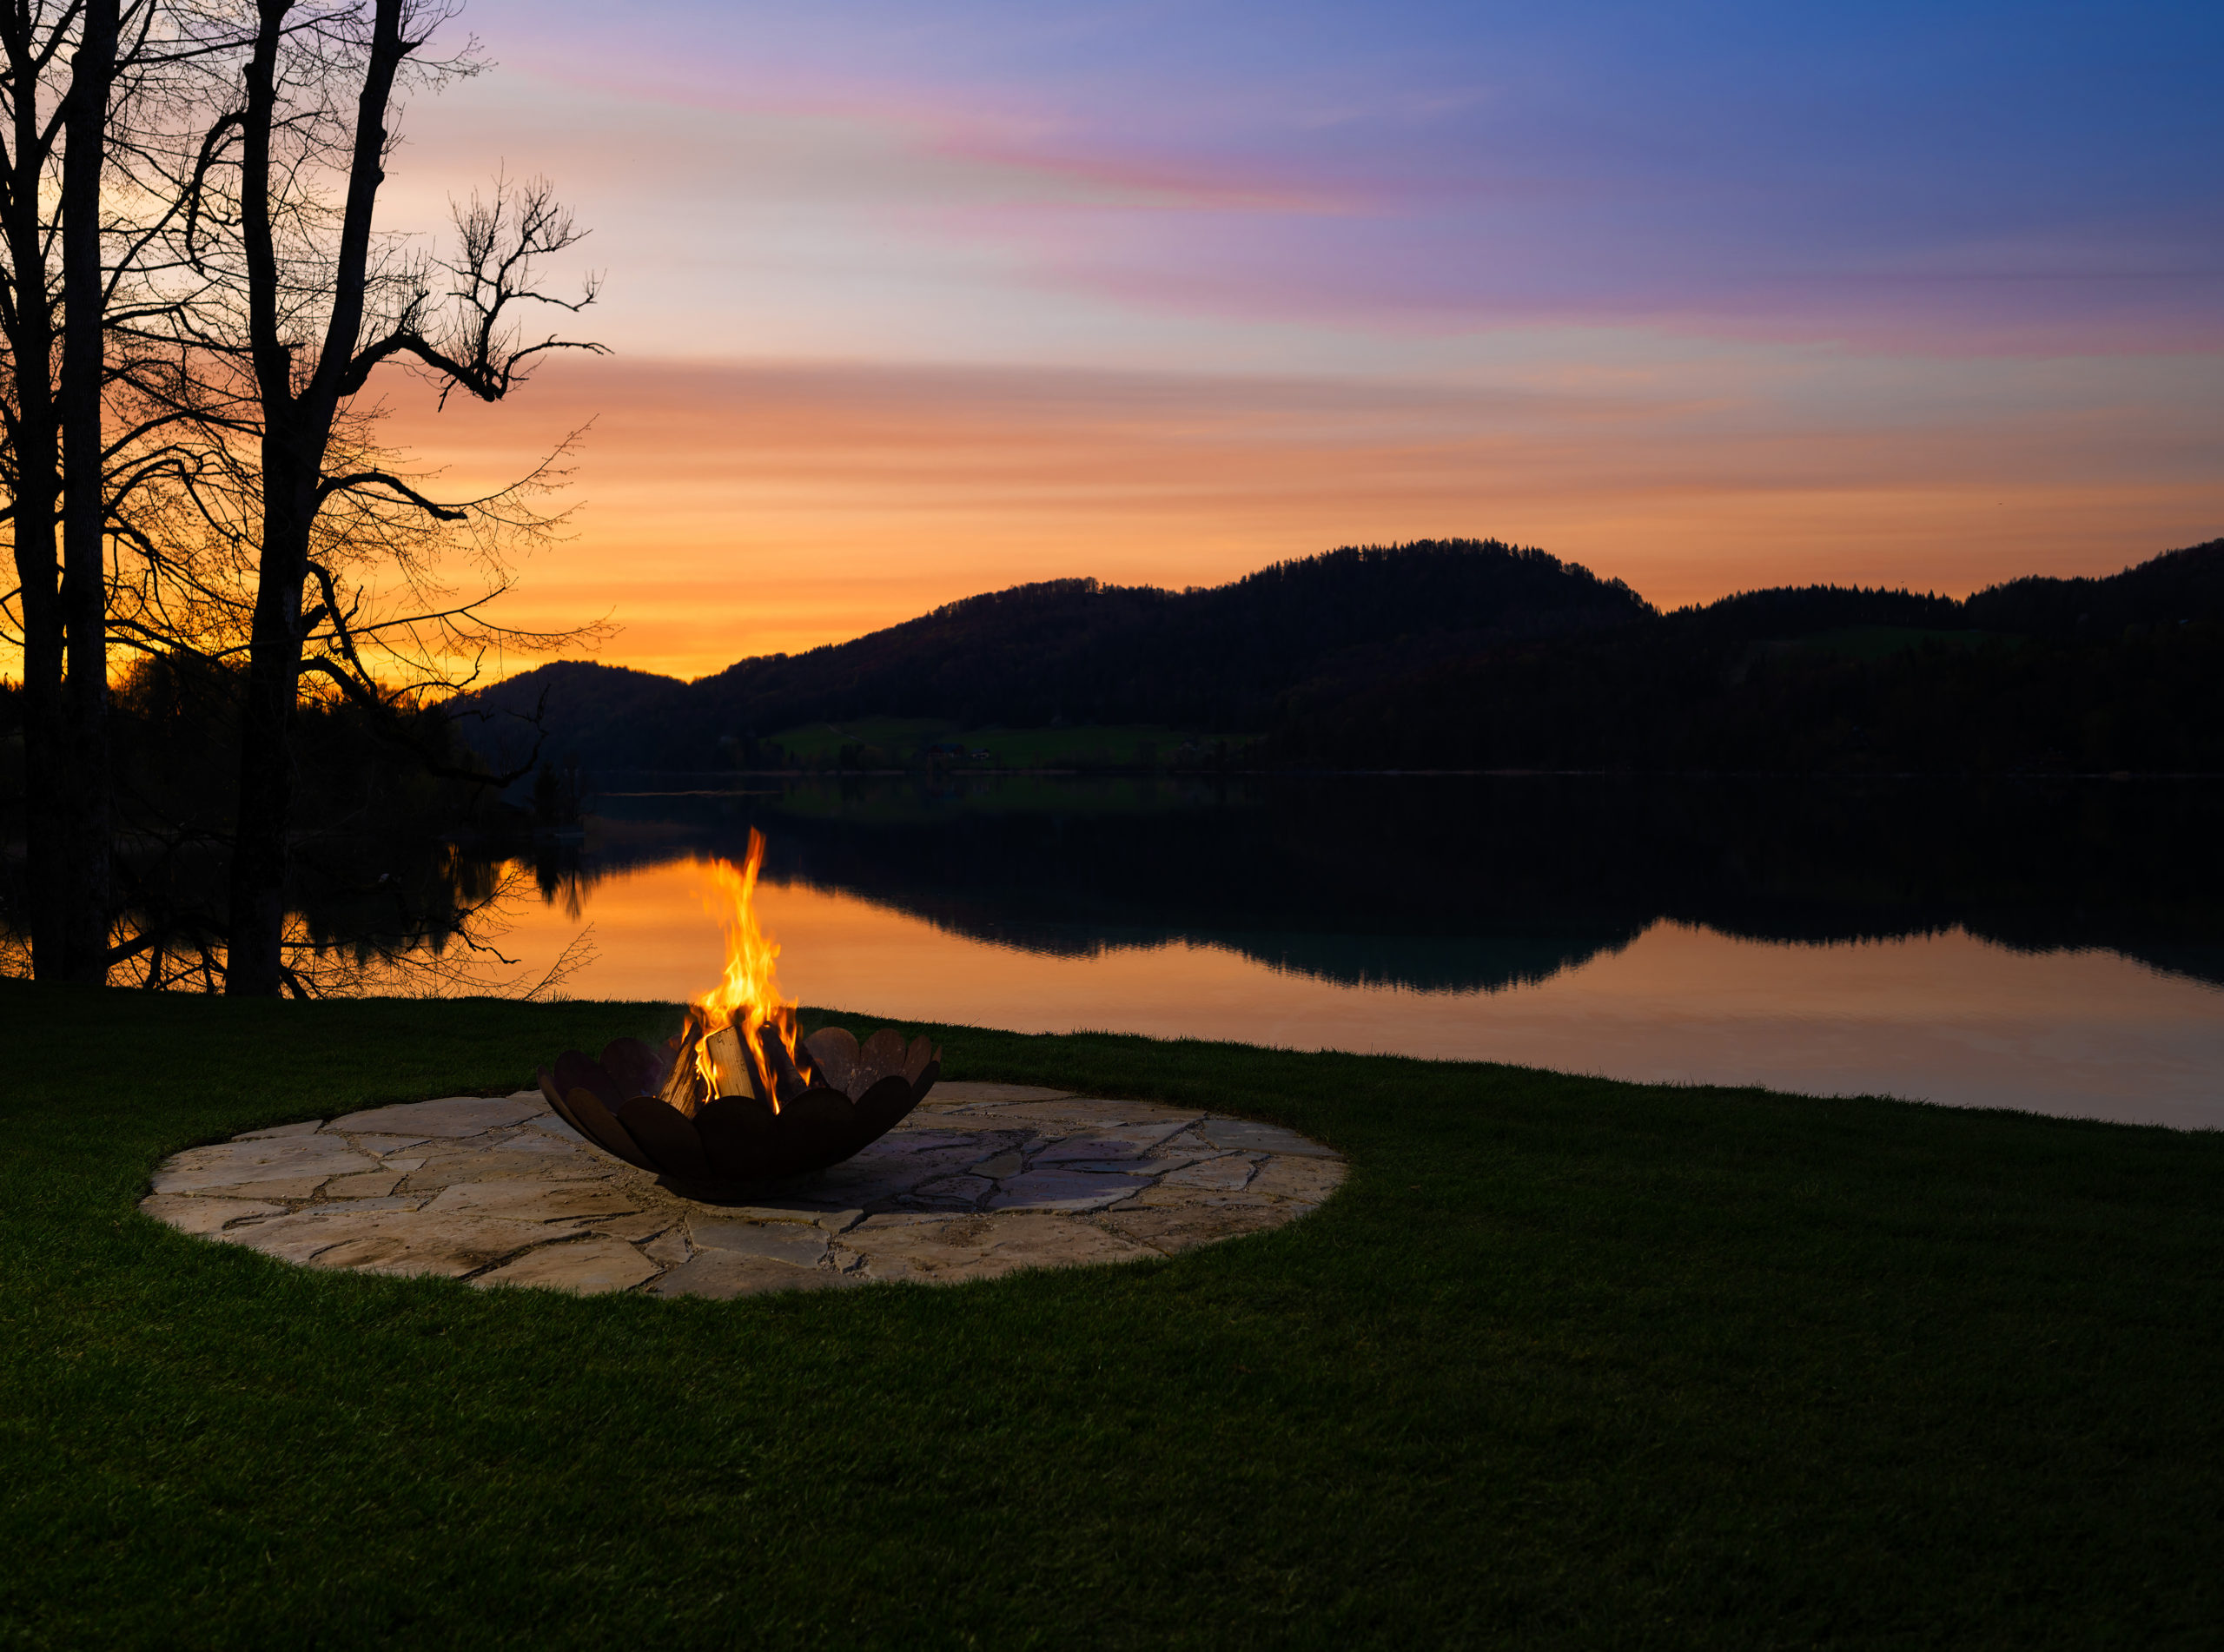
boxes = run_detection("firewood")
[704,1023,758,1101]
[760,1025,811,1103]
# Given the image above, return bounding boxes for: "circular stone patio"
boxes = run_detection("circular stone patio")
[140,1081,1346,1297]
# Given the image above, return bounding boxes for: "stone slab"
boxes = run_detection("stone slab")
[139,1193,288,1234]
[865,1129,1009,1155]
[523,1113,590,1144]
[1032,1126,1192,1161]
[908,1174,994,1208]
[688,1203,836,1226]
[1248,1155,1348,1203]
[400,1149,612,1187]
[589,1210,680,1243]
[185,1175,335,1201]
[802,1146,989,1206]
[279,1213,549,1278]
[321,1172,406,1199]
[235,1121,323,1140]
[149,1135,378,1193]
[917,1082,1076,1105]
[348,1133,431,1154]
[1195,1118,1340,1158]
[326,1093,546,1138]
[474,1237,658,1295]
[1102,1202,1294,1253]
[686,1217,829,1267]
[1157,1154,1260,1192]
[649,1249,854,1300]
[290,1197,422,1216]
[421,1179,645,1224]
[984,1169,1153,1214]
[840,1211,1150,1283]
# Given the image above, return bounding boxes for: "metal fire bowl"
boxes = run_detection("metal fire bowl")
[537,1026,941,1189]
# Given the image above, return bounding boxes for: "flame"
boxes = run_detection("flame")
[685,830,802,1112]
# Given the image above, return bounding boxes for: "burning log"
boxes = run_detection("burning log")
[703,1021,759,1105]
[760,1025,811,1104]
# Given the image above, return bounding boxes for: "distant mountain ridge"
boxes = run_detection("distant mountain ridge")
[461,538,1651,770]
[457,535,2224,776]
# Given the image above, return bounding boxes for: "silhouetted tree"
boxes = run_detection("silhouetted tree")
[0,0,145,981]
[139,0,602,995]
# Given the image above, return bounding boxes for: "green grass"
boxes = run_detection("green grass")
[2,981,2218,1648]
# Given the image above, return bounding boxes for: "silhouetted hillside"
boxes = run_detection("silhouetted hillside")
[457,535,2224,776]
[1275,539,2224,772]
[461,539,1651,770]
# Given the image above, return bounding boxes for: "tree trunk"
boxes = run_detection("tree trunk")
[225,456,315,997]
[224,0,412,995]
[9,464,65,981]
[4,15,65,980]
[55,0,121,983]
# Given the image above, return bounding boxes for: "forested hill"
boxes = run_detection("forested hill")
[460,539,1652,770]
[1269,536,2224,773]
[455,534,2224,776]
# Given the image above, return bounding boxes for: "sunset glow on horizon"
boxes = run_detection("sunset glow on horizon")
[255,2,2224,679]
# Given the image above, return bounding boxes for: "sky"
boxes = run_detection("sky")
[368,0,2224,680]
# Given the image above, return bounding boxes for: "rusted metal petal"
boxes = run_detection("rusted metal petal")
[537,1067,591,1138]
[617,1097,717,1183]
[695,1094,784,1180]
[910,1057,941,1108]
[566,1087,655,1170]
[902,1034,935,1087]
[554,1049,623,1110]
[851,1072,921,1143]
[775,1086,859,1170]
[803,1026,858,1094]
[857,1028,908,1086]
[599,1037,666,1100]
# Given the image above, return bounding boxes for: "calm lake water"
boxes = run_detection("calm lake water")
[490,775,2224,1131]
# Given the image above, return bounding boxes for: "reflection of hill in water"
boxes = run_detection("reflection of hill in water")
[786,907,1636,996]
[523,774,2224,995]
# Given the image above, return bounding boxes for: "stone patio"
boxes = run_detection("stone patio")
[139,1081,1346,1297]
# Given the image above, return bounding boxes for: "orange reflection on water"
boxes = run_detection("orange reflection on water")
[502,858,2224,1131]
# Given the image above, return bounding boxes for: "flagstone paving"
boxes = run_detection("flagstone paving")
[140,1080,1346,1297]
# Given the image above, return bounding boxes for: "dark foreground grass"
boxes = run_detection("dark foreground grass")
[1,983,2218,1649]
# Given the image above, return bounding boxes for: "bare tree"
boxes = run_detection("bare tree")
[143,0,602,995]
[0,0,129,981]
[3,0,259,981]
[3,0,600,995]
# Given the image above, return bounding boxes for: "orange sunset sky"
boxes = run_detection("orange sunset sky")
[349,1,2223,684]
[383,347,2222,684]
[23,1,2215,688]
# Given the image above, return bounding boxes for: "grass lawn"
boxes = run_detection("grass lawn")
[2,981,2218,1648]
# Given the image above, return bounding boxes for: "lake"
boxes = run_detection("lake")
[487,774,2224,1131]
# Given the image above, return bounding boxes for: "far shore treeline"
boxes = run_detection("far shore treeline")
[5,532,2221,993]
[456,535,2224,776]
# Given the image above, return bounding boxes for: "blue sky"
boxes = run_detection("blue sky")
[377,1,2224,676]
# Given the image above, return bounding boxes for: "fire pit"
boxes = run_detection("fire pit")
[539,831,940,1189]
